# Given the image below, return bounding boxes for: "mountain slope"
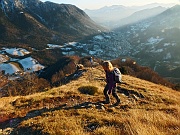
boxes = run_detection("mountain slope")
[112,5,180,82]
[0,5,52,49]
[0,0,105,49]
[0,66,180,134]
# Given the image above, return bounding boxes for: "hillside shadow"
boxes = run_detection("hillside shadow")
[117,86,145,98]
[0,104,67,135]
[0,101,104,134]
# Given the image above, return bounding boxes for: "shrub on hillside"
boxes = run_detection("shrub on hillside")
[79,57,92,67]
[78,86,98,95]
[2,73,50,97]
[79,57,101,67]
[51,71,65,84]
[111,58,175,89]
[174,83,180,91]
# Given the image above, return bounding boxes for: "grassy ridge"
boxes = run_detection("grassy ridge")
[0,66,180,135]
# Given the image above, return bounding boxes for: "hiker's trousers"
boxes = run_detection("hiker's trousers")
[103,84,120,102]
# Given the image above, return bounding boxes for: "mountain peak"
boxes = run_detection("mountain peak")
[0,0,105,49]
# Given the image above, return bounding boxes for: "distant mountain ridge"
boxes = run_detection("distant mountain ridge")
[84,3,176,29]
[112,6,166,28]
[0,0,105,49]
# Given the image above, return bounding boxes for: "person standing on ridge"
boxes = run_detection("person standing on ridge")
[102,61,121,106]
[90,57,93,68]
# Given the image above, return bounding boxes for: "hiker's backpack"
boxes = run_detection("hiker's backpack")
[114,67,122,83]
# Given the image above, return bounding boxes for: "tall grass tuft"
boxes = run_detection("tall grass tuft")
[78,86,98,95]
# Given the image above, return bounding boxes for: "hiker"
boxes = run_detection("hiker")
[90,57,93,67]
[102,61,120,106]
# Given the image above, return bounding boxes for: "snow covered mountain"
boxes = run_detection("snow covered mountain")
[0,0,105,49]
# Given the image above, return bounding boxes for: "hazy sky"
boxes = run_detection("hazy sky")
[41,0,180,9]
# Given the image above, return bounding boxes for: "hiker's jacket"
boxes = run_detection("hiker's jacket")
[105,69,116,90]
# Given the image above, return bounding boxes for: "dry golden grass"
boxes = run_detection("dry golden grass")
[0,66,180,135]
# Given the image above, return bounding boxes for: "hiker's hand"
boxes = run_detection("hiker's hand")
[108,90,111,95]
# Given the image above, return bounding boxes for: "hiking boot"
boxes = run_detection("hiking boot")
[114,99,120,106]
[102,100,110,104]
